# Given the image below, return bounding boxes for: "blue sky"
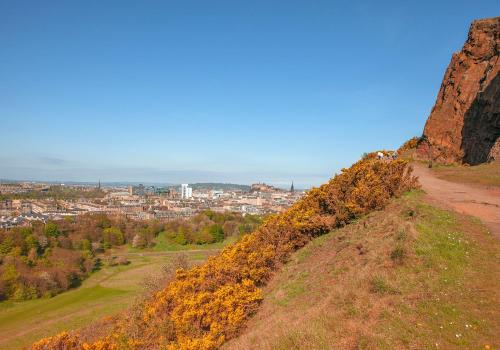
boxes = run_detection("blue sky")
[0,1,498,187]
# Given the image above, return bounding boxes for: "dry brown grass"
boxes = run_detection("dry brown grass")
[224,191,500,350]
[429,161,500,188]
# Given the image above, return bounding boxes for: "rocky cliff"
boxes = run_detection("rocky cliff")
[417,17,500,165]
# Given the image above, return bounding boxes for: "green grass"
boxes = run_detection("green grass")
[370,276,397,294]
[0,285,128,339]
[0,284,131,349]
[153,231,238,251]
[273,271,309,307]
[294,231,336,263]
[272,325,329,350]
[414,204,467,271]
[0,250,215,350]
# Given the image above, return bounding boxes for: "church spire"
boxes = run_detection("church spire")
[290,181,294,193]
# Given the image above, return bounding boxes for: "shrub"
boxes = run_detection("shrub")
[12,284,38,300]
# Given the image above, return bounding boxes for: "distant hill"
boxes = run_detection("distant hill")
[181,183,251,191]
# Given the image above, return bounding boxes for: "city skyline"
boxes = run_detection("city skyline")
[0,166,314,189]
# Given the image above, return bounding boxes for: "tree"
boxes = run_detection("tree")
[222,221,239,237]
[0,236,13,255]
[25,235,39,251]
[103,227,125,247]
[209,224,224,243]
[44,222,60,237]
[79,239,91,251]
[37,234,49,251]
[132,234,146,248]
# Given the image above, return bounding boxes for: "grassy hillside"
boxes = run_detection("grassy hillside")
[225,191,499,349]
[0,250,213,350]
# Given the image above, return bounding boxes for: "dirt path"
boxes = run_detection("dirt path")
[412,163,500,237]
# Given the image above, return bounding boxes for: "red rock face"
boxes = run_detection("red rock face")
[417,17,500,165]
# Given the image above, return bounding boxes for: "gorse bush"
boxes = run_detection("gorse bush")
[397,136,420,154]
[30,155,417,350]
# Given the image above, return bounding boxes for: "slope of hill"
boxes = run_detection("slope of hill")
[224,191,499,349]
[29,154,416,349]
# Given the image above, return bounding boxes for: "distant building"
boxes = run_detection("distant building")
[128,184,146,196]
[211,190,224,199]
[21,202,32,214]
[168,188,179,199]
[181,184,193,199]
[0,199,12,210]
[290,181,294,193]
[19,212,48,223]
[250,183,279,193]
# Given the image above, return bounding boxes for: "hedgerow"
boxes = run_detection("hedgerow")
[30,154,417,350]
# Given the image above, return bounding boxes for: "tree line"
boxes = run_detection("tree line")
[0,210,262,301]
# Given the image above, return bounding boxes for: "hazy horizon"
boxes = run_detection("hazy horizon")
[0,175,303,189]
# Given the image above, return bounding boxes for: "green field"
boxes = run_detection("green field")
[0,249,214,350]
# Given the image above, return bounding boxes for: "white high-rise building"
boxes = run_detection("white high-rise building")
[181,184,193,199]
